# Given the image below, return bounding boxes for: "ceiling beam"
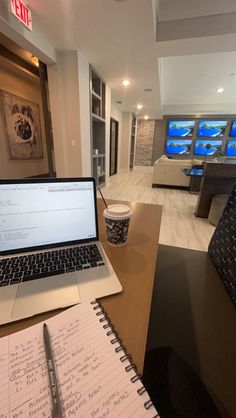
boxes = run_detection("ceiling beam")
[156,13,236,42]
[155,33,236,58]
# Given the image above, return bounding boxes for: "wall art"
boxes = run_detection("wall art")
[0,90,43,160]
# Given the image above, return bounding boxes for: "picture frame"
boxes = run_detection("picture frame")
[0,89,43,160]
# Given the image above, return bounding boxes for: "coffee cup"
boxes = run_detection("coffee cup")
[103,204,132,246]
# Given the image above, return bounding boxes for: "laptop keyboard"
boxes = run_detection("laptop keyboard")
[0,244,105,287]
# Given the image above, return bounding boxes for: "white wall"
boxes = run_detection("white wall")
[77,52,91,177]
[47,51,83,177]
[49,52,110,179]
[110,102,123,171]
[120,112,132,169]
[105,86,111,183]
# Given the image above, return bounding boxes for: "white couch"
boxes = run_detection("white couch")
[152,155,203,188]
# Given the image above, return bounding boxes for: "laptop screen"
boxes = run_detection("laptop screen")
[0,178,98,255]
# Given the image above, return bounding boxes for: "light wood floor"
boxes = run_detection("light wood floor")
[102,166,215,252]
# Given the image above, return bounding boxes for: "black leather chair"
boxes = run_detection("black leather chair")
[208,183,236,305]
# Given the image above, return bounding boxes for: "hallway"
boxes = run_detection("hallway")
[102,166,215,251]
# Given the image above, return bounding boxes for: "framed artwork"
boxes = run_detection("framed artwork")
[0,90,43,160]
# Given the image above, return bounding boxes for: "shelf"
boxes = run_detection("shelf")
[98,181,105,188]
[93,154,105,158]
[91,90,101,100]
[90,66,106,187]
[92,113,105,123]
[129,114,136,171]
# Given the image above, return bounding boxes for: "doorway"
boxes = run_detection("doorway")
[110,118,118,176]
[0,34,55,179]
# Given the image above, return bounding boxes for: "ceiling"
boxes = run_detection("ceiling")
[2,0,236,118]
[29,0,161,118]
[161,51,236,114]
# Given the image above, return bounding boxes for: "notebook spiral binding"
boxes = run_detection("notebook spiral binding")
[91,301,159,417]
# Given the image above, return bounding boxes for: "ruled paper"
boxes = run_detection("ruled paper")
[0,302,159,417]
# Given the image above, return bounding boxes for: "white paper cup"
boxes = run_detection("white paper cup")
[103,204,132,246]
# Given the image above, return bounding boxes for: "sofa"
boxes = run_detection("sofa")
[152,155,203,188]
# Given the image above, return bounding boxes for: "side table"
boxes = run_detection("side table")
[183,168,203,194]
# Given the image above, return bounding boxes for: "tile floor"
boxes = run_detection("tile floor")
[102,166,215,251]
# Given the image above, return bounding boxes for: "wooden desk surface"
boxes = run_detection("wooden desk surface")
[0,199,162,373]
[98,199,162,372]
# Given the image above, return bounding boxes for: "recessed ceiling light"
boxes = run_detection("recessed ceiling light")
[137,104,143,110]
[217,88,224,93]
[122,79,130,86]
[144,115,149,120]
[144,88,152,92]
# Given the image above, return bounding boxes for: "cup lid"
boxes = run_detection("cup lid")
[104,204,132,218]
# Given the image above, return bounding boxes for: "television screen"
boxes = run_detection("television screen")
[168,120,195,137]
[194,140,222,156]
[229,121,236,137]
[166,139,192,155]
[226,140,236,157]
[198,120,227,137]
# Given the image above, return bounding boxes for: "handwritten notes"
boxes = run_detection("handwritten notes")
[0,302,158,417]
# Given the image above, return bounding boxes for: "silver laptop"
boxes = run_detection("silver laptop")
[0,177,122,325]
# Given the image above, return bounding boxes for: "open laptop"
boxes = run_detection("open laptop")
[0,177,122,325]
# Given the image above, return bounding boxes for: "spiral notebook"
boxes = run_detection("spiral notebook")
[0,301,159,417]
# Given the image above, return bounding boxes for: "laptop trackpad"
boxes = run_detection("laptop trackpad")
[12,273,80,321]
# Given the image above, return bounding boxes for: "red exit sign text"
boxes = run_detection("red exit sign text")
[10,0,32,30]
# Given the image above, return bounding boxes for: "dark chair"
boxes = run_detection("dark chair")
[208,183,236,305]
[143,347,222,418]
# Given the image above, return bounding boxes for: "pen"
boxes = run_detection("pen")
[43,323,63,418]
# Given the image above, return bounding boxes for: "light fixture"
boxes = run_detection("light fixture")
[122,79,130,86]
[31,55,39,67]
[144,115,149,120]
[137,104,143,110]
[217,88,224,93]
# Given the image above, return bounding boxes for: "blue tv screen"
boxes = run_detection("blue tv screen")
[166,139,192,155]
[194,140,222,156]
[229,121,236,137]
[226,140,236,157]
[198,120,227,137]
[168,120,195,137]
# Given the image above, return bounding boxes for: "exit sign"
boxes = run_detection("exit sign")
[10,0,32,31]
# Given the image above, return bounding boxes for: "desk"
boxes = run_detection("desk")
[0,199,162,374]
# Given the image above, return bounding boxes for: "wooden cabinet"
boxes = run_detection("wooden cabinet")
[195,162,236,217]
[130,114,136,169]
[90,66,106,187]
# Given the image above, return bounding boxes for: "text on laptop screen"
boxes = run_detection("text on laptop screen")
[0,181,97,252]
